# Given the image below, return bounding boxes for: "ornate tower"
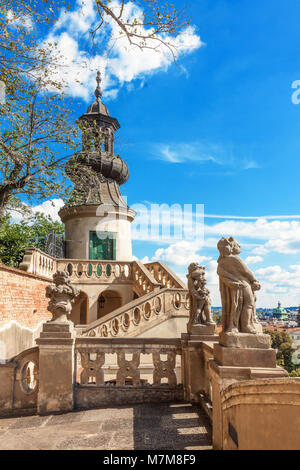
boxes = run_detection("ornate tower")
[59,72,135,261]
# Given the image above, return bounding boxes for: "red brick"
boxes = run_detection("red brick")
[0,264,51,328]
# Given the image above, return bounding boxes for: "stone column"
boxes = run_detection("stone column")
[36,322,76,415]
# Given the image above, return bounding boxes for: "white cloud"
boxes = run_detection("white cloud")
[242,160,260,170]
[153,142,260,170]
[254,264,300,307]
[205,218,300,255]
[151,240,211,267]
[156,143,218,164]
[205,214,300,220]
[9,198,64,223]
[245,256,263,264]
[6,8,33,30]
[41,0,203,99]
[32,199,65,222]
[53,0,97,36]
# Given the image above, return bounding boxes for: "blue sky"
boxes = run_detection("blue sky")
[17,0,300,307]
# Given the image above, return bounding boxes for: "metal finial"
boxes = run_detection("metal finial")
[95,70,102,99]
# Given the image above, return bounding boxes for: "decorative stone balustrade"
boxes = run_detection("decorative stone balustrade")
[81,288,189,338]
[56,259,134,284]
[145,261,187,289]
[18,250,186,297]
[132,260,161,295]
[19,248,57,279]
[74,337,183,407]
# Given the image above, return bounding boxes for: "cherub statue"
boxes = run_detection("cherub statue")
[217,237,262,334]
[187,263,215,330]
[46,271,80,323]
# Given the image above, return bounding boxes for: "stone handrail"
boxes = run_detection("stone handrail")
[81,287,189,338]
[132,260,161,295]
[199,341,215,419]
[74,337,183,407]
[0,346,39,416]
[144,261,187,289]
[56,259,134,283]
[17,251,184,294]
[75,337,182,386]
[19,248,57,279]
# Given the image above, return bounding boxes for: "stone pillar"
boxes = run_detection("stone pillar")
[182,262,218,403]
[181,331,219,403]
[210,332,288,450]
[36,322,76,415]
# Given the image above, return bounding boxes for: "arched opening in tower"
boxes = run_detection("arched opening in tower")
[97,290,123,319]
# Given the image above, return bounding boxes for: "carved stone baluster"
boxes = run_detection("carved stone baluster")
[152,351,177,388]
[78,349,105,385]
[116,351,141,386]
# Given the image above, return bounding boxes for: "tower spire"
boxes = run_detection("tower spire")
[95,70,102,99]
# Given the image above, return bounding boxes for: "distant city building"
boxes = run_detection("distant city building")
[272,302,288,321]
[288,330,300,365]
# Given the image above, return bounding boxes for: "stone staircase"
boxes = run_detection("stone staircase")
[19,248,189,338]
[80,287,189,338]
[80,262,188,338]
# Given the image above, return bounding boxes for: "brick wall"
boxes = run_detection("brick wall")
[0,264,51,328]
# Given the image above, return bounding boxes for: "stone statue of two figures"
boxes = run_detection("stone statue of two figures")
[187,237,268,347]
[187,263,216,335]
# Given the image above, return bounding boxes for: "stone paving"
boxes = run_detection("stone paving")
[0,402,212,450]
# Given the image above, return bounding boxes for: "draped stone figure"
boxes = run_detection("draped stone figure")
[187,263,215,335]
[217,237,262,335]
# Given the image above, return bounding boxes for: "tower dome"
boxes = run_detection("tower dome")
[59,71,135,261]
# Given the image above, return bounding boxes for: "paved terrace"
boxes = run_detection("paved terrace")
[0,403,212,450]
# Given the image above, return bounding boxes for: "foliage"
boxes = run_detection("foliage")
[0,80,81,220]
[93,0,190,62]
[0,1,84,220]
[264,329,296,373]
[0,213,64,268]
[213,311,222,326]
[289,368,300,377]
[0,0,70,91]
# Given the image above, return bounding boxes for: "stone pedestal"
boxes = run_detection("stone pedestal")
[187,323,216,336]
[210,333,288,450]
[214,343,276,368]
[36,322,76,415]
[219,331,270,349]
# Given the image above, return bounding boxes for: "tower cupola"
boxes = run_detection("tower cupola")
[59,72,135,261]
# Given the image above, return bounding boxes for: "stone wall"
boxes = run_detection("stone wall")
[221,378,300,450]
[0,347,39,417]
[0,321,43,360]
[0,264,51,328]
[0,264,51,359]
